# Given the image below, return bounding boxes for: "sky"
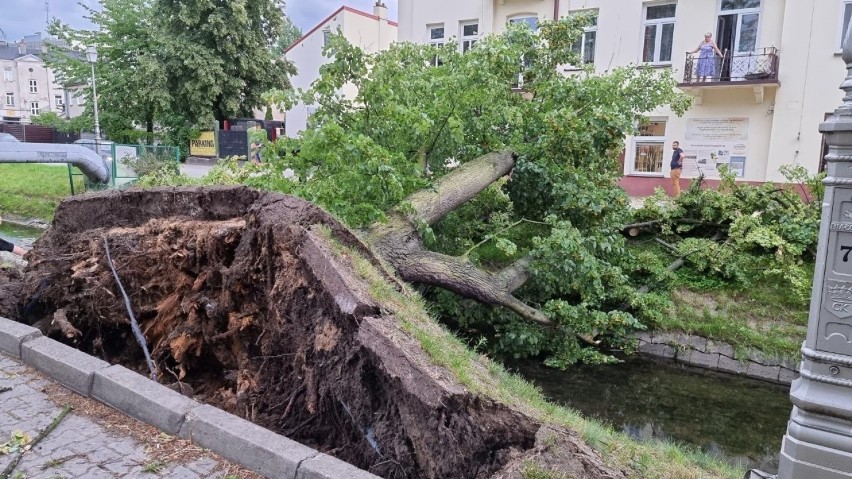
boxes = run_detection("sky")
[0,0,398,42]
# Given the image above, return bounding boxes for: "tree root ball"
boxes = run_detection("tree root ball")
[1,186,623,479]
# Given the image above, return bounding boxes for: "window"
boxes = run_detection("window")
[571,13,598,64]
[427,24,445,46]
[718,0,760,55]
[323,28,331,47]
[509,15,538,31]
[30,102,39,115]
[840,1,852,50]
[3,68,11,82]
[55,95,63,109]
[29,79,37,93]
[631,119,667,174]
[642,3,676,64]
[4,92,13,106]
[460,22,479,52]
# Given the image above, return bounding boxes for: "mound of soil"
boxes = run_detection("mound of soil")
[1,186,624,479]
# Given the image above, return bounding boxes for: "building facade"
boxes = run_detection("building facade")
[284,3,398,138]
[0,33,84,124]
[399,0,851,194]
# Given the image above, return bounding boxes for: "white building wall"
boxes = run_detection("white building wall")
[766,0,847,181]
[1,53,68,123]
[285,7,397,138]
[399,0,846,186]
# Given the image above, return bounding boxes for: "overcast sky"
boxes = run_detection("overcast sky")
[0,0,398,42]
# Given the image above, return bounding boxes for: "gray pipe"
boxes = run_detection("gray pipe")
[0,142,110,183]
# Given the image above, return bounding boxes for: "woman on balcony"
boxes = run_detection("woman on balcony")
[690,33,724,82]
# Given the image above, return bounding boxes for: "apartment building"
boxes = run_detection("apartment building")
[0,33,83,124]
[399,0,850,194]
[284,3,398,137]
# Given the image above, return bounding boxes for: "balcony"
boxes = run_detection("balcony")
[678,47,779,104]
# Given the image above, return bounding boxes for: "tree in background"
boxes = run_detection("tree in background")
[47,0,171,143]
[30,111,90,134]
[155,0,295,125]
[276,14,302,53]
[46,0,296,145]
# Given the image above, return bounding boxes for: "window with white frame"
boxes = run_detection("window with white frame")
[29,79,37,93]
[3,68,12,82]
[631,119,667,174]
[841,0,852,49]
[460,22,479,52]
[54,94,63,109]
[642,3,676,64]
[4,92,13,106]
[323,27,331,47]
[571,12,598,64]
[427,24,445,46]
[30,102,39,115]
[508,15,538,31]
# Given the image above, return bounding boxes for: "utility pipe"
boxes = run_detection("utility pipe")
[0,142,110,183]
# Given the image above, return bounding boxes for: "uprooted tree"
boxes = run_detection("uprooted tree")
[144,16,693,366]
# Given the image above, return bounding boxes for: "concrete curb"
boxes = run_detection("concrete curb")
[0,316,379,479]
[636,330,800,385]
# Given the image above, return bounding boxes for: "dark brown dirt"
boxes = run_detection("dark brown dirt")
[0,186,626,479]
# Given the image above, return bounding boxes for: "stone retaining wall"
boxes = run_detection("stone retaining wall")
[636,331,800,385]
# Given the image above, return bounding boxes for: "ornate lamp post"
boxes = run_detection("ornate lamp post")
[85,46,100,140]
[776,26,852,479]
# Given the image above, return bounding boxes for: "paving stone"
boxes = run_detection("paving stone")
[705,339,735,358]
[0,350,260,479]
[717,355,748,374]
[163,465,203,479]
[746,361,781,382]
[638,341,676,359]
[683,349,720,369]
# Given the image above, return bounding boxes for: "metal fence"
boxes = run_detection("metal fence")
[68,142,180,194]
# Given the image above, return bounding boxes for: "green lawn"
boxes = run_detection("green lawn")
[0,164,83,221]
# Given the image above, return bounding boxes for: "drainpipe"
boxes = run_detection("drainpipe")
[553,0,560,21]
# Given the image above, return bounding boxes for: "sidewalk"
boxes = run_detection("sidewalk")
[0,352,259,479]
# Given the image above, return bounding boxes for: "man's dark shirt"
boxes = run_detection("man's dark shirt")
[671,148,683,169]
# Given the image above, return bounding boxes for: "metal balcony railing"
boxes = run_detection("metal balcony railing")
[681,47,779,85]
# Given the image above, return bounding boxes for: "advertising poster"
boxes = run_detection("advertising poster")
[681,118,749,178]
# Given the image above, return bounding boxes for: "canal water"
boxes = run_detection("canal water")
[513,357,791,473]
[0,222,42,251]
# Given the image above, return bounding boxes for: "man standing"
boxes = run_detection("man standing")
[670,141,684,197]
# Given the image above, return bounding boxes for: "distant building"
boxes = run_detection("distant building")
[284,3,398,137]
[399,0,851,192]
[0,33,84,123]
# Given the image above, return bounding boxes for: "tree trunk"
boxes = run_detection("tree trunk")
[367,151,551,325]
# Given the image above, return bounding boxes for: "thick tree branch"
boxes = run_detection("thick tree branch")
[406,150,516,226]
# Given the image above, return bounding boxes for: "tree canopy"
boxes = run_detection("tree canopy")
[46,0,295,143]
[155,0,295,123]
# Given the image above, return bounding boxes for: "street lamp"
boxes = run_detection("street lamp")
[85,46,100,140]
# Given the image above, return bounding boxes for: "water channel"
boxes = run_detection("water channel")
[0,224,792,473]
[0,222,42,251]
[512,357,792,473]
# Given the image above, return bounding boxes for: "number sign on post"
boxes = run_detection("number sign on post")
[775,25,852,479]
